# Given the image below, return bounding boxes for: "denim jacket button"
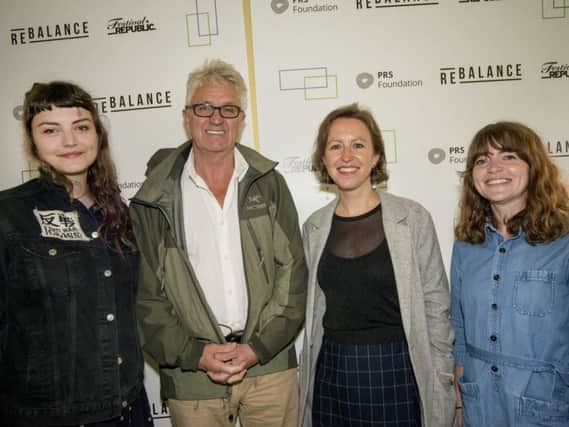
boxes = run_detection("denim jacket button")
[48,248,57,256]
[91,231,99,239]
[491,365,498,372]
[117,356,123,365]
[490,335,497,341]
[104,269,112,277]
[122,400,128,408]
[106,313,115,322]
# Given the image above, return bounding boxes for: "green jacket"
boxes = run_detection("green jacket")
[130,141,307,400]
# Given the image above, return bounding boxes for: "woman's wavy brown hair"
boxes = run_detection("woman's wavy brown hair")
[312,103,388,186]
[23,81,135,251]
[455,121,569,244]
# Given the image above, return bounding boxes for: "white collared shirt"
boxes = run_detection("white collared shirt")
[181,149,249,335]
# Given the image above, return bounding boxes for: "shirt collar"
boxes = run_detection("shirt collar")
[484,219,524,242]
[185,148,249,187]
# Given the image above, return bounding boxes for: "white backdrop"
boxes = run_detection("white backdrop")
[2,1,568,424]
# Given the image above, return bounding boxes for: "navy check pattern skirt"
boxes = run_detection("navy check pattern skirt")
[313,337,421,427]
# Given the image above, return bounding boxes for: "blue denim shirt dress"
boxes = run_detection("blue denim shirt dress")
[451,223,569,426]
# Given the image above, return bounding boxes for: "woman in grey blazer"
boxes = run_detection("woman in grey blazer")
[298,103,456,427]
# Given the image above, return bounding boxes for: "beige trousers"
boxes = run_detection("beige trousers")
[168,368,299,427]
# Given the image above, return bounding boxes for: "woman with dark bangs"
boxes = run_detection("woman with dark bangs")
[452,121,569,426]
[0,81,153,426]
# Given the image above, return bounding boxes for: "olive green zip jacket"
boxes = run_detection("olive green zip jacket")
[130,141,307,400]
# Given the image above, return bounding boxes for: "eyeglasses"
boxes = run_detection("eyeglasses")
[186,102,242,119]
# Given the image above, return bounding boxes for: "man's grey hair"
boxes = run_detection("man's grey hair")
[186,58,248,109]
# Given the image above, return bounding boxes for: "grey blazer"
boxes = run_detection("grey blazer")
[298,190,456,427]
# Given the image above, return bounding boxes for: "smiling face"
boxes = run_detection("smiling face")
[183,81,245,157]
[31,106,99,184]
[472,145,529,217]
[323,118,380,195]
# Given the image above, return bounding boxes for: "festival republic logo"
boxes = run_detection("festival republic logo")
[186,0,220,47]
[107,17,157,35]
[541,61,569,79]
[356,70,423,89]
[440,63,522,85]
[10,20,89,45]
[278,66,339,100]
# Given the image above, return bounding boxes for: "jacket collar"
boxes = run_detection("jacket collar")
[133,140,277,206]
[305,188,410,231]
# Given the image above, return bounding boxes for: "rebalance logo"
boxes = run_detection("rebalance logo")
[541,0,569,19]
[541,61,569,79]
[279,66,339,100]
[440,63,522,85]
[356,70,423,90]
[458,0,500,3]
[547,139,569,157]
[356,0,438,9]
[10,21,89,45]
[107,17,157,35]
[93,90,172,114]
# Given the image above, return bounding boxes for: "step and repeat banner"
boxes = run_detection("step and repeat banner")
[1,0,567,424]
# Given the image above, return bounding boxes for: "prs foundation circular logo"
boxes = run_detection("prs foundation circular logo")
[13,105,24,120]
[356,72,374,89]
[271,0,289,14]
[428,148,446,165]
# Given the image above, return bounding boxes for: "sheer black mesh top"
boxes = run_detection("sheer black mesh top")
[317,203,405,344]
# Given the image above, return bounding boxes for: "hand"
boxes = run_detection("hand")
[222,344,259,384]
[198,343,244,384]
[454,364,464,427]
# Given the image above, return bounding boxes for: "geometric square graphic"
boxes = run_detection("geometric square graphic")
[542,0,568,19]
[304,74,338,100]
[279,67,329,90]
[195,0,219,35]
[278,66,339,101]
[382,129,397,164]
[186,13,212,46]
[186,0,220,47]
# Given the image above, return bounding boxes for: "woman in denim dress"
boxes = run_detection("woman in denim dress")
[452,121,569,426]
[0,81,153,426]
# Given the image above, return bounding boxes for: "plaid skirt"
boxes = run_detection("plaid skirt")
[312,337,421,427]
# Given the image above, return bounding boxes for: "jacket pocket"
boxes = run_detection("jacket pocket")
[459,377,482,427]
[513,270,555,317]
[516,396,569,426]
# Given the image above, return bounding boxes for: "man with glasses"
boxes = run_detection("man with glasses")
[130,59,307,427]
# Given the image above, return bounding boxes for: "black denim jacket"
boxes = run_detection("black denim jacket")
[0,176,144,426]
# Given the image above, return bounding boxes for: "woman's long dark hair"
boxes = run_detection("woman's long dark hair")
[23,81,135,251]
